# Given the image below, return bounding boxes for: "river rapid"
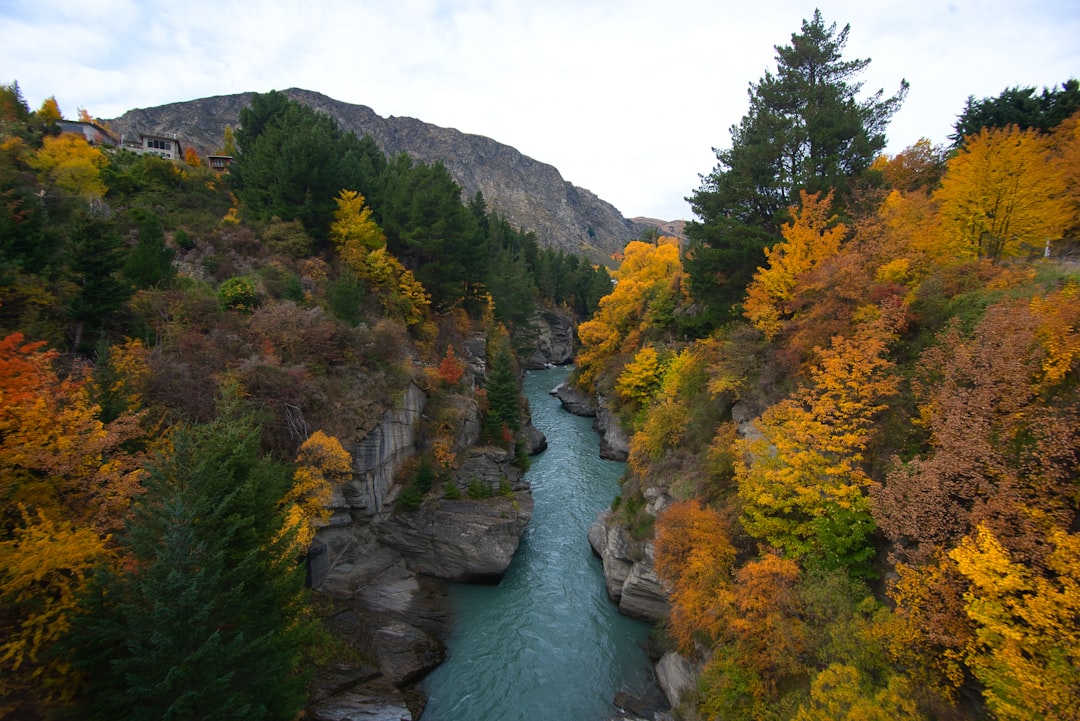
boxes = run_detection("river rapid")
[420,366,656,721]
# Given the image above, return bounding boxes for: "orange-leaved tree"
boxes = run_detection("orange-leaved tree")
[744,190,846,339]
[654,500,736,651]
[737,306,900,572]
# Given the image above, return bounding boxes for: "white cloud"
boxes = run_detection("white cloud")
[3,0,1079,220]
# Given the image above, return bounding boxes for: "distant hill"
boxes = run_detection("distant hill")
[108,88,661,260]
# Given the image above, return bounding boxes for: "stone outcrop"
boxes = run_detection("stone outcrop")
[518,306,576,369]
[588,510,669,623]
[378,446,532,582]
[331,383,425,518]
[595,394,630,462]
[550,380,596,417]
[550,383,629,462]
[379,494,532,583]
[108,89,646,259]
[655,652,697,711]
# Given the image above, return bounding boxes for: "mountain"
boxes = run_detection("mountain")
[108,88,648,260]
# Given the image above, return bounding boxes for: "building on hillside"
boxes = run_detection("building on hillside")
[207,154,233,172]
[132,133,183,160]
[57,120,119,147]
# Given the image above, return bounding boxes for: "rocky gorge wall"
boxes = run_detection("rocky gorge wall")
[307,372,540,719]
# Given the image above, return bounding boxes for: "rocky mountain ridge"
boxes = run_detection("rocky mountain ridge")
[108,88,660,259]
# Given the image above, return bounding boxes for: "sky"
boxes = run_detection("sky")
[3,0,1078,221]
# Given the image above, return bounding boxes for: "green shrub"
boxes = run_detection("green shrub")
[218,276,258,312]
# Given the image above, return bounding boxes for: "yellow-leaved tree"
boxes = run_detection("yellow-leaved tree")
[28,132,108,200]
[736,307,900,572]
[743,190,846,339]
[576,238,684,388]
[279,430,352,554]
[934,124,1071,261]
[950,525,1080,721]
[330,189,386,268]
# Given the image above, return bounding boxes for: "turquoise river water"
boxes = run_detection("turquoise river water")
[420,366,656,721]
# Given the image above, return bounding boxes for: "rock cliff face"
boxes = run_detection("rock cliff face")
[108,88,644,258]
[331,383,426,519]
[518,306,576,370]
[588,510,669,623]
[551,383,629,462]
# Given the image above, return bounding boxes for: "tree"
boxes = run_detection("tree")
[685,9,906,328]
[653,500,736,651]
[483,332,520,441]
[743,190,846,339]
[575,239,684,388]
[0,506,111,716]
[330,189,385,269]
[65,213,132,349]
[437,344,465,386]
[951,79,1080,145]
[183,145,202,167]
[122,214,176,289]
[280,430,351,553]
[380,158,485,310]
[72,388,314,721]
[28,132,108,200]
[737,310,899,572]
[950,525,1080,721]
[233,92,385,242]
[934,124,1070,260]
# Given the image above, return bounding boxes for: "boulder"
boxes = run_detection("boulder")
[379,494,533,582]
[550,381,596,416]
[310,690,412,721]
[521,422,548,455]
[656,652,697,710]
[371,621,445,685]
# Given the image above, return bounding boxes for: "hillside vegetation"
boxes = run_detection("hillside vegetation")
[574,11,1080,721]
[0,85,610,719]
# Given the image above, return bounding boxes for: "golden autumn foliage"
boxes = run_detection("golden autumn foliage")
[0,333,148,715]
[737,311,899,564]
[934,125,1070,260]
[615,345,664,406]
[576,238,684,388]
[279,430,352,553]
[0,333,146,533]
[331,189,386,269]
[793,663,924,721]
[951,526,1080,721]
[28,132,108,199]
[744,190,846,339]
[0,506,111,713]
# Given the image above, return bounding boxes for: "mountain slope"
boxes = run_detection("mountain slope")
[108,88,644,259]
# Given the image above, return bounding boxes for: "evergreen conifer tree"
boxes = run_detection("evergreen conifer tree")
[72,387,314,721]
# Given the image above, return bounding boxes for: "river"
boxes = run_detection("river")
[420,366,656,721]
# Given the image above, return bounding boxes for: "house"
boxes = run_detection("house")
[207,154,233,172]
[56,120,119,147]
[135,133,183,160]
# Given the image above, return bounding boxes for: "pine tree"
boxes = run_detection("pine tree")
[685,10,906,329]
[72,388,314,721]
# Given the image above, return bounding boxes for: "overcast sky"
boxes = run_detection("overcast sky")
[3,0,1078,220]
